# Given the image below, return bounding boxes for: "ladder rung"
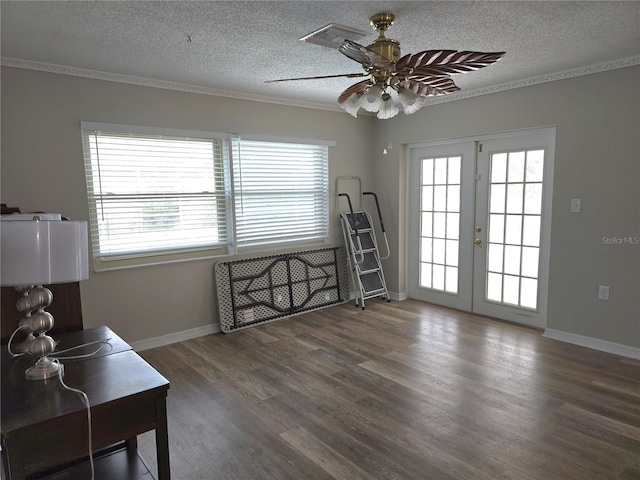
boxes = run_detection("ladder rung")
[358,268,380,274]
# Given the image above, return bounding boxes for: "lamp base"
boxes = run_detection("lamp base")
[25,357,61,380]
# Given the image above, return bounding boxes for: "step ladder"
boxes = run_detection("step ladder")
[336,176,390,310]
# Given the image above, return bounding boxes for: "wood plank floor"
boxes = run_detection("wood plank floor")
[137,299,640,480]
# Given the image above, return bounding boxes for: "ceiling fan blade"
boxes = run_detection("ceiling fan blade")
[337,79,371,104]
[339,40,395,71]
[396,50,505,75]
[393,75,461,96]
[265,73,367,83]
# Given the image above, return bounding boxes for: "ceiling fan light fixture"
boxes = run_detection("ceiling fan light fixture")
[397,88,426,115]
[377,94,399,119]
[340,92,362,117]
[359,85,384,112]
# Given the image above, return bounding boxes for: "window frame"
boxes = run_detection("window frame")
[80,122,333,271]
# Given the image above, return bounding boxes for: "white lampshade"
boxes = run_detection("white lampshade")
[340,92,362,118]
[359,85,384,112]
[377,95,400,119]
[397,88,426,115]
[1,218,89,286]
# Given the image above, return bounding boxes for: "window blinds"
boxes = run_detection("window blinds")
[81,123,231,264]
[233,139,329,248]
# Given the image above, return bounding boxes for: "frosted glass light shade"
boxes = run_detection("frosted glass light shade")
[340,92,362,117]
[1,219,89,286]
[359,85,384,112]
[397,88,426,115]
[377,96,400,119]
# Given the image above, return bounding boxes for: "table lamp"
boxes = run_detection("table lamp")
[1,215,89,380]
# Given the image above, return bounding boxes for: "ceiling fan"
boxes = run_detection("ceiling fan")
[267,13,505,119]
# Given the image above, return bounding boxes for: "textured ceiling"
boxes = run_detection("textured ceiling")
[1,1,639,110]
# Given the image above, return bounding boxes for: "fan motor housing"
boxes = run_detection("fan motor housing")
[368,38,401,62]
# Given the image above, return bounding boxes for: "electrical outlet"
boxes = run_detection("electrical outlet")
[325,293,331,301]
[598,286,609,301]
[276,294,283,303]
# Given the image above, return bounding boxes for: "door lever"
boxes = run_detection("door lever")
[473,238,484,248]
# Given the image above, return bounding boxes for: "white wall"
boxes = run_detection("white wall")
[2,65,638,353]
[1,67,375,343]
[372,66,640,349]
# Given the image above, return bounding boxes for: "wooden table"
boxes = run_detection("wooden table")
[1,326,170,479]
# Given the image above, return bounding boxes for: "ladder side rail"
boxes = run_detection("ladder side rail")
[363,191,391,260]
[337,193,364,264]
[335,176,364,211]
[358,211,391,303]
[340,214,362,307]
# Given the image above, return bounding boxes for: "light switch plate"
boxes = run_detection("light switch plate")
[571,198,581,213]
[598,285,609,300]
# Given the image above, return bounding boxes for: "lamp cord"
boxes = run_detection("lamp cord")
[55,359,95,480]
[6,325,29,357]
[48,338,112,360]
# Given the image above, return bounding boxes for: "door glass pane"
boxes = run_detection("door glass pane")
[434,158,447,184]
[491,153,507,183]
[487,244,503,272]
[422,186,433,211]
[489,214,505,243]
[522,216,541,247]
[419,156,461,294]
[506,184,523,214]
[503,245,521,275]
[447,185,460,212]
[505,215,523,245]
[526,150,544,182]
[448,157,461,184]
[422,159,434,184]
[490,184,506,213]
[433,238,446,264]
[446,240,459,267]
[433,264,445,290]
[434,186,447,211]
[433,212,446,238]
[486,148,544,310]
[503,275,520,305]
[487,272,502,302]
[420,263,432,288]
[524,184,543,214]
[521,247,539,277]
[447,213,460,239]
[421,212,432,236]
[508,152,525,182]
[446,266,458,293]
[520,278,538,309]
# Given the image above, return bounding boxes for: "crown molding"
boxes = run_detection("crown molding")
[0,57,343,112]
[2,55,639,112]
[422,56,640,106]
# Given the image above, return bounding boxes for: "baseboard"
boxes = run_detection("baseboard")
[131,323,220,352]
[389,291,407,301]
[132,293,409,351]
[543,328,640,360]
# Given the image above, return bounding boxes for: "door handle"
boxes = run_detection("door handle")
[474,238,484,247]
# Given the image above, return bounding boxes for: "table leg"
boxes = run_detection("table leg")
[125,436,138,461]
[155,397,170,480]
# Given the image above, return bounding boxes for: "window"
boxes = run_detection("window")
[232,139,329,248]
[81,123,331,270]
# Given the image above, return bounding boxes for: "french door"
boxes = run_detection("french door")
[407,129,555,328]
